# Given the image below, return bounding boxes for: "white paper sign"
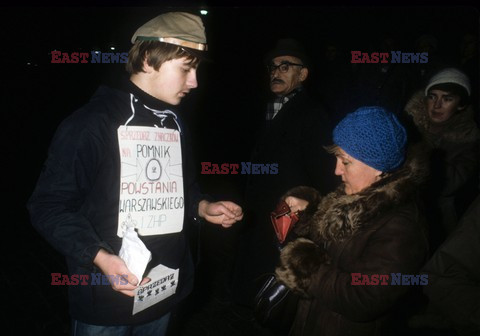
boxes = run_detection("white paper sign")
[117,126,184,237]
[132,264,179,315]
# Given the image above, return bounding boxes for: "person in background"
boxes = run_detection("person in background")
[231,37,335,312]
[403,67,480,251]
[27,12,242,336]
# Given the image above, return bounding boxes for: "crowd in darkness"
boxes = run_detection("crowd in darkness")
[312,32,479,124]
[178,6,480,336]
[4,4,479,335]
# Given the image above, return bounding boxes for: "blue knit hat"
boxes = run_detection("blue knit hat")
[333,106,407,172]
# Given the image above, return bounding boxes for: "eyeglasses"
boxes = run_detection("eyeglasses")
[267,61,304,73]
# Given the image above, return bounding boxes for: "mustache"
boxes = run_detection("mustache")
[271,78,284,84]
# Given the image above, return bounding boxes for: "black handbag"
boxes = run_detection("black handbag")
[253,273,299,333]
[253,200,301,333]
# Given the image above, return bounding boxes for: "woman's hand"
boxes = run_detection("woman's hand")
[285,196,309,214]
[276,238,329,296]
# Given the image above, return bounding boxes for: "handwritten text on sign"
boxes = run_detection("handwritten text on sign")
[117,126,184,237]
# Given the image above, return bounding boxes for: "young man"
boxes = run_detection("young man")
[27,12,242,335]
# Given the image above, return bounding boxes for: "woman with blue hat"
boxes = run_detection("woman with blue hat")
[273,106,429,335]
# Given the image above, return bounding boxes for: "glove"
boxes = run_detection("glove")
[276,238,329,296]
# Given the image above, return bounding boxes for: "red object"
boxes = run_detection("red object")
[270,201,299,244]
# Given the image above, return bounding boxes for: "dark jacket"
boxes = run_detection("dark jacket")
[27,81,204,325]
[422,195,480,336]
[276,156,429,336]
[404,91,480,243]
[233,89,335,306]
[246,89,335,212]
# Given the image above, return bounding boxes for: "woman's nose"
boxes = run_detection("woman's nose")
[334,159,343,176]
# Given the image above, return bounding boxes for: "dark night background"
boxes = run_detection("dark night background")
[3,1,479,335]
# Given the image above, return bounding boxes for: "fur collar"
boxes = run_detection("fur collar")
[308,153,427,243]
[404,90,479,144]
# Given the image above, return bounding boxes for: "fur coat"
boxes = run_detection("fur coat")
[276,155,429,336]
[404,91,479,148]
[404,91,479,196]
[404,90,479,239]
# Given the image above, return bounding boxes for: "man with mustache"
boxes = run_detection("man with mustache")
[231,38,335,324]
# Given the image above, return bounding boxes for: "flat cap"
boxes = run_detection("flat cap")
[131,12,207,51]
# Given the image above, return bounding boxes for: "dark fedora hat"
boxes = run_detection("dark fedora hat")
[265,38,310,68]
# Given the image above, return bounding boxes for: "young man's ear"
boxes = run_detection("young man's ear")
[142,55,154,73]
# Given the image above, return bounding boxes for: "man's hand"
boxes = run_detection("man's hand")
[198,200,243,228]
[93,249,150,297]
